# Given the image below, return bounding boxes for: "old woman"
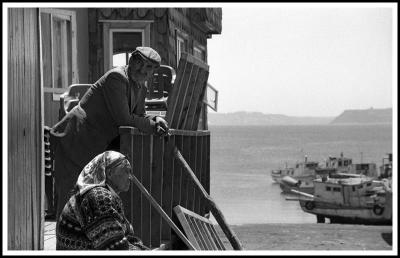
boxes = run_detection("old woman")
[56,151,148,250]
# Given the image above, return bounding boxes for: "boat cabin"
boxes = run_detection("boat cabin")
[325,153,353,172]
[313,177,376,206]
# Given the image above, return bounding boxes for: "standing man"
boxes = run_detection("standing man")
[51,47,169,219]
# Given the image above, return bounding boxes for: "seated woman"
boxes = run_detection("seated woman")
[56,150,148,250]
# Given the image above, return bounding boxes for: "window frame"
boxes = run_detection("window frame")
[175,29,188,66]
[203,83,218,112]
[39,8,78,100]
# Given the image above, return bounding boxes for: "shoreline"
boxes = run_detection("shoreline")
[215,223,393,251]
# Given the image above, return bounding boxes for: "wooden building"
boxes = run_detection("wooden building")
[7,7,221,250]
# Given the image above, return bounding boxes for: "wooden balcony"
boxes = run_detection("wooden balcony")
[119,126,211,249]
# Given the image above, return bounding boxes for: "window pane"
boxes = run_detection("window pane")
[40,13,52,88]
[113,53,128,67]
[52,17,71,89]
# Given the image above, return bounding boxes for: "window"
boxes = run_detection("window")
[333,187,341,192]
[101,20,151,71]
[40,9,78,100]
[193,46,206,62]
[204,83,218,111]
[326,186,331,191]
[352,186,356,191]
[176,35,186,65]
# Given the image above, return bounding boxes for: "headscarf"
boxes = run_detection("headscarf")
[76,151,132,195]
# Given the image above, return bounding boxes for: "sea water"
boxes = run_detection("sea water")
[208,124,393,225]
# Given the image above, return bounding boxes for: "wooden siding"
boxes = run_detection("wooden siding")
[119,127,211,248]
[8,8,44,250]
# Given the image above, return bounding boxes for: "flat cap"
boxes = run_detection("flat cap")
[132,46,161,66]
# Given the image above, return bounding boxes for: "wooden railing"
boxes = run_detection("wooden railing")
[119,126,211,248]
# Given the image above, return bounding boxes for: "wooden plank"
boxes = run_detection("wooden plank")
[171,134,183,241]
[7,8,15,249]
[119,130,134,221]
[186,136,197,212]
[182,66,203,130]
[170,61,194,129]
[28,8,39,249]
[186,68,209,130]
[24,8,33,249]
[206,223,226,250]
[180,136,191,209]
[199,135,207,216]
[204,135,210,214]
[16,8,25,249]
[8,8,17,249]
[190,70,209,130]
[165,57,186,126]
[186,215,206,250]
[174,206,200,250]
[196,219,217,250]
[133,134,143,237]
[194,135,203,215]
[119,127,210,136]
[161,135,175,241]
[177,65,200,129]
[38,7,46,249]
[141,135,152,247]
[150,136,164,248]
[189,215,213,250]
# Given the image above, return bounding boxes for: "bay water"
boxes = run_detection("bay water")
[208,124,393,225]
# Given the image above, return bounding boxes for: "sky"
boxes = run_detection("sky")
[206,5,395,117]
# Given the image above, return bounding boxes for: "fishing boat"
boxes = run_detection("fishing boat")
[378,153,392,179]
[271,156,319,183]
[291,175,392,225]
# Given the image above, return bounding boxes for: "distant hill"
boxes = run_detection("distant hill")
[208,111,333,126]
[330,108,392,125]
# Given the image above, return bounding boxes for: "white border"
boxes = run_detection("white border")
[3,2,398,256]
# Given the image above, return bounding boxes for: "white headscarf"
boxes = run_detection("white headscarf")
[76,151,131,195]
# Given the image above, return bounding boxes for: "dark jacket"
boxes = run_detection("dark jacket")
[51,65,156,166]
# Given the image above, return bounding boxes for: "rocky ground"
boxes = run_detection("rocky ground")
[215,223,393,251]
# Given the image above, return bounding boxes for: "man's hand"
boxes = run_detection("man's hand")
[154,116,169,136]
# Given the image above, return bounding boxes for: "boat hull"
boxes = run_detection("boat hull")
[299,200,392,225]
